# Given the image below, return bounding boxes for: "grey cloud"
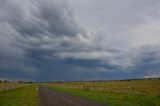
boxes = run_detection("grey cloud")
[72,0,160,48]
[0,0,98,81]
[0,0,82,37]
[0,0,160,81]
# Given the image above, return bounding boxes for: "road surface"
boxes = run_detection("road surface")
[39,86,104,106]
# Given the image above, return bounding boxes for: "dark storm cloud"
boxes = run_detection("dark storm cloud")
[0,0,84,80]
[0,0,102,81]
[0,0,160,81]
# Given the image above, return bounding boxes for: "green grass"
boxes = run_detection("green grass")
[48,79,160,106]
[0,85,39,106]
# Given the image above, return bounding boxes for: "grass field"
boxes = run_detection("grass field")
[48,79,160,106]
[0,83,28,92]
[0,79,159,106]
[0,85,39,106]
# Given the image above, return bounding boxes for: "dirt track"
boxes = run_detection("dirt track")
[39,86,104,106]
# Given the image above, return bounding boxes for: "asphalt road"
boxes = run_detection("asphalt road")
[39,86,104,106]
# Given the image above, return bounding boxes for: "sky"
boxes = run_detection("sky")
[0,0,160,81]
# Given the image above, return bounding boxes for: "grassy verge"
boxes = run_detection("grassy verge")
[0,85,39,106]
[0,83,29,92]
[49,86,160,106]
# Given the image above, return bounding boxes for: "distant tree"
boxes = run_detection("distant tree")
[4,80,9,83]
[28,81,33,83]
[92,80,96,82]
[56,81,64,83]
[18,81,24,83]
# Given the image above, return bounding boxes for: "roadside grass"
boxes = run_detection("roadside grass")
[48,79,160,106]
[0,85,39,106]
[0,83,28,91]
[49,79,160,95]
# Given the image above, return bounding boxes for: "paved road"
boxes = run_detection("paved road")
[39,86,104,106]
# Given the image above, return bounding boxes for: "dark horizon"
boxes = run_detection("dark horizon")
[1,77,159,83]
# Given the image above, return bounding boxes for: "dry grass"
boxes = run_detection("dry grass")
[48,79,160,106]
[50,79,160,95]
[0,83,29,92]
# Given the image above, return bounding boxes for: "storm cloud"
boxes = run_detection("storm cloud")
[0,0,160,81]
